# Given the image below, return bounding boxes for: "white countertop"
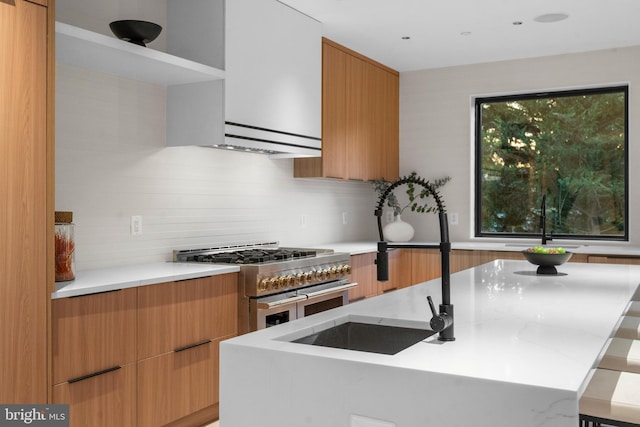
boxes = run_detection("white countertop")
[312,240,640,256]
[220,260,640,427]
[51,262,239,299]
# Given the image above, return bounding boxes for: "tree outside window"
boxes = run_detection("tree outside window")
[475,86,628,240]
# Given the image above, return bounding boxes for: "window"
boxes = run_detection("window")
[475,86,628,241]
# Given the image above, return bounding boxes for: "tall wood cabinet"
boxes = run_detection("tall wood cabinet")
[294,38,399,181]
[0,0,54,404]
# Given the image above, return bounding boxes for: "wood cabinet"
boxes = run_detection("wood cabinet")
[52,364,136,427]
[51,288,137,426]
[51,273,237,427]
[588,255,640,265]
[348,250,412,302]
[137,274,237,427]
[0,0,53,404]
[384,249,413,292]
[294,38,399,181]
[137,275,237,360]
[52,289,137,385]
[348,253,378,302]
[137,340,218,427]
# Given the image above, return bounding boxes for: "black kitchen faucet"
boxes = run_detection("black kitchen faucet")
[374,175,455,342]
[540,194,553,245]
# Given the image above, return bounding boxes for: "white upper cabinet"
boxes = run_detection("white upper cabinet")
[225,0,321,140]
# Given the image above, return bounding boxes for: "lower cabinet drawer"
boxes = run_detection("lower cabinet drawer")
[52,363,136,427]
[137,339,218,427]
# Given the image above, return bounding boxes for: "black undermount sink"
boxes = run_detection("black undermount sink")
[291,321,436,355]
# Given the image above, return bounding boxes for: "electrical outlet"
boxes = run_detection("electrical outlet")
[342,212,348,225]
[300,215,307,227]
[450,212,459,225]
[131,215,142,236]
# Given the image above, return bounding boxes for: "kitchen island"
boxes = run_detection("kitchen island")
[220,260,640,427]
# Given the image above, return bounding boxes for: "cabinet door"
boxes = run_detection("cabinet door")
[52,288,137,385]
[383,249,412,292]
[348,253,377,302]
[137,339,219,427]
[294,38,399,181]
[52,363,136,427]
[411,249,442,284]
[588,256,640,265]
[321,40,349,179]
[137,274,238,359]
[0,0,48,404]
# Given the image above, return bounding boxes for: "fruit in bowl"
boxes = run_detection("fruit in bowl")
[522,246,573,275]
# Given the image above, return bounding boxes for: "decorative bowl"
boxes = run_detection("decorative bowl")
[522,250,573,275]
[109,20,162,47]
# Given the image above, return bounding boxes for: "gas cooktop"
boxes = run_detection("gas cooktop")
[173,242,331,265]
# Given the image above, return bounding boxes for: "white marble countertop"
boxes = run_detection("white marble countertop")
[220,260,640,427]
[310,240,640,256]
[51,262,239,299]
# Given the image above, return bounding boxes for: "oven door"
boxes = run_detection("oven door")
[297,280,358,319]
[252,292,306,330]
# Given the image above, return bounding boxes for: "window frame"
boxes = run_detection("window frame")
[474,85,629,241]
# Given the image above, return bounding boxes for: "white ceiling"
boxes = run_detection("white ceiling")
[278,0,640,72]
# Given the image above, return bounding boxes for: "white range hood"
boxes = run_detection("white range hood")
[215,122,321,158]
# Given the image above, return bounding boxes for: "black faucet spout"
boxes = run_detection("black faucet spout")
[540,194,552,245]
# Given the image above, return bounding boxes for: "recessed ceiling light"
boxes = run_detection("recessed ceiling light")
[401,36,411,40]
[534,13,569,23]
[460,31,472,36]
[513,21,523,26]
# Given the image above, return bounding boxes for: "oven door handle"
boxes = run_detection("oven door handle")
[257,294,307,309]
[303,282,359,299]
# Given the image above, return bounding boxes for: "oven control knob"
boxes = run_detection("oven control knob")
[343,265,352,274]
[276,276,287,289]
[330,266,338,278]
[296,273,305,284]
[259,278,271,292]
[315,270,323,280]
[276,276,285,288]
[285,275,294,287]
[323,269,331,279]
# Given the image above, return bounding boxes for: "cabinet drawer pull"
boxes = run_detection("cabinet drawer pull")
[69,289,122,298]
[174,339,212,353]
[68,366,121,384]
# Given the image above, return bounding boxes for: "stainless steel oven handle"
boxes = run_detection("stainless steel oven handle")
[257,295,307,309]
[303,282,359,299]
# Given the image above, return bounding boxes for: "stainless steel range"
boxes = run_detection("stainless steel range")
[173,242,356,334]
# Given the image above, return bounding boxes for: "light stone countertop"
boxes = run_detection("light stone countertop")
[309,240,640,256]
[220,260,640,427]
[51,262,239,299]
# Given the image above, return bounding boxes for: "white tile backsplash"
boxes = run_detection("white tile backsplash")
[56,64,377,271]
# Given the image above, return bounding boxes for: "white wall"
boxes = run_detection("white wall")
[400,46,640,245]
[56,64,376,270]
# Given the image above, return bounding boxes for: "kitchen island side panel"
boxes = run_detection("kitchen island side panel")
[220,343,576,427]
